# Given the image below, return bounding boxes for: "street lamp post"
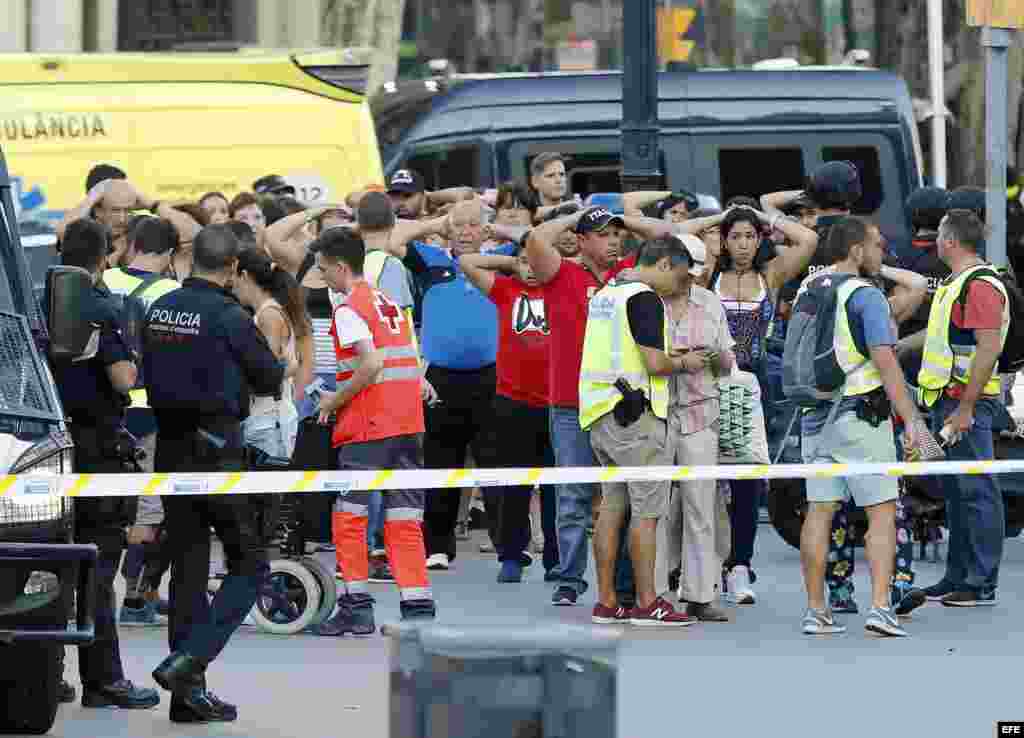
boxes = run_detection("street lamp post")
[620,0,663,193]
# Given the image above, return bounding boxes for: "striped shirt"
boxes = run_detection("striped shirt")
[666,285,735,437]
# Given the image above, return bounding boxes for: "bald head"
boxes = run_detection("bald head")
[449,199,486,254]
[193,223,241,277]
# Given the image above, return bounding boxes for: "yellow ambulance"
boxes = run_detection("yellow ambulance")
[1,48,383,224]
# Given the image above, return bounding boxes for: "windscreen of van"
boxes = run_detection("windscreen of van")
[405,144,480,191]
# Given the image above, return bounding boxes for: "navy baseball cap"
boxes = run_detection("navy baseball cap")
[387,169,425,195]
[575,207,625,235]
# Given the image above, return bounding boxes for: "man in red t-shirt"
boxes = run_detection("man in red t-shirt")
[916,209,1009,607]
[525,205,673,606]
[460,249,558,583]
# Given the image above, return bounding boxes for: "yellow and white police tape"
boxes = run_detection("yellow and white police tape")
[0,458,1018,501]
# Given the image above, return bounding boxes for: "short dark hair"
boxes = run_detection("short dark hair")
[635,236,691,269]
[262,195,305,227]
[941,209,986,252]
[530,152,564,177]
[357,191,396,231]
[228,192,260,218]
[826,216,875,263]
[228,220,258,248]
[133,217,179,256]
[309,227,365,275]
[85,164,126,193]
[60,219,109,273]
[193,224,241,273]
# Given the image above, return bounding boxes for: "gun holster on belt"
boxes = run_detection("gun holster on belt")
[855,387,892,428]
[613,379,649,427]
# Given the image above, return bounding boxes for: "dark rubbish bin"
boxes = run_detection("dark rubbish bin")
[384,623,620,738]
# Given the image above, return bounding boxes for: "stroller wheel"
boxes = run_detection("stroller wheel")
[301,556,339,626]
[249,559,322,635]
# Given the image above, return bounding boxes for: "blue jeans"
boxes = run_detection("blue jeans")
[931,395,1004,593]
[549,407,634,597]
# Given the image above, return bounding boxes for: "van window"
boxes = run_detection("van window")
[405,146,480,190]
[718,148,805,204]
[556,153,625,197]
[822,146,883,214]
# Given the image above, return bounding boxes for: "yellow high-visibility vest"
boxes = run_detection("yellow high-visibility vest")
[102,267,180,408]
[918,264,1009,407]
[578,281,668,430]
[833,277,885,397]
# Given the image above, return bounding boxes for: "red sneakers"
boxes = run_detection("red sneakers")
[629,597,695,627]
[591,603,630,625]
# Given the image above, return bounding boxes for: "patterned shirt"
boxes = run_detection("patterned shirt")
[666,285,736,437]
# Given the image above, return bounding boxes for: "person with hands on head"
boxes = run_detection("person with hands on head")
[59,174,201,269]
[709,204,819,606]
[375,199,512,571]
[309,227,436,636]
[459,246,559,583]
[525,205,671,608]
[914,209,1009,608]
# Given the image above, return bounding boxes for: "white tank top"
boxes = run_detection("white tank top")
[253,300,296,405]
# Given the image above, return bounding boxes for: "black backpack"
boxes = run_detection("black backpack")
[956,266,1024,373]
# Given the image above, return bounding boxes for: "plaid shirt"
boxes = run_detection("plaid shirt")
[666,285,736,437]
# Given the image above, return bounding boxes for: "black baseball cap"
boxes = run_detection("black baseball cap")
[387,169,425,195]
[575,206,625,235]
[253,174,295,197]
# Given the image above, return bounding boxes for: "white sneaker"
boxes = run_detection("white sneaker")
[426,553,450,571]
[726,565,756,605]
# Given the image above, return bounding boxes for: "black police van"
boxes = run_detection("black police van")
[0,149,98,734]
[374,67,923,255]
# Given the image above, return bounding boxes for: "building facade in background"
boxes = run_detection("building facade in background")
[0,0,324,54]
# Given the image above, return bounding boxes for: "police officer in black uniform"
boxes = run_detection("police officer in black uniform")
[50,219,160,710]
[147,224,285,724]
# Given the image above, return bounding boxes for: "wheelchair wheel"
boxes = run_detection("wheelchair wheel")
[249,559,322,635]
[301,556,338,626]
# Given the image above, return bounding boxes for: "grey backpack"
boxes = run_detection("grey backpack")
[782,272,869,407]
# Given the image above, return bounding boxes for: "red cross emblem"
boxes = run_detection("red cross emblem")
[374,292,404,334]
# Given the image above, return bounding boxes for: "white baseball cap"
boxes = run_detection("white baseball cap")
[674,234,707,277]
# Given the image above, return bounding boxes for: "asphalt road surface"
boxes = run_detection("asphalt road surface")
[45,523,1023,738]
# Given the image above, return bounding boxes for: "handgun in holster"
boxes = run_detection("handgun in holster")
[613,378,649,427]
[855,388,892,428]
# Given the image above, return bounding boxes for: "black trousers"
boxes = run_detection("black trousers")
[481,395,558,570]
[422,364,497,560]
[70,422,131,689]
[153,412,268,664]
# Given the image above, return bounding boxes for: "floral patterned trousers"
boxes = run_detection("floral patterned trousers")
[826,482,915,609]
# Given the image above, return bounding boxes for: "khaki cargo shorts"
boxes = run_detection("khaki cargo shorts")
[589,410,671,519]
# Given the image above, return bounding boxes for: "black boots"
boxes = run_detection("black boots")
[153,651,237,723]
[81,679,160,709]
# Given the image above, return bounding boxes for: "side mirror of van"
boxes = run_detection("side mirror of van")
[45,266,98,362]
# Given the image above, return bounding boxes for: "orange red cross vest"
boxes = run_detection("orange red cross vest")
[329,280,424,446]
